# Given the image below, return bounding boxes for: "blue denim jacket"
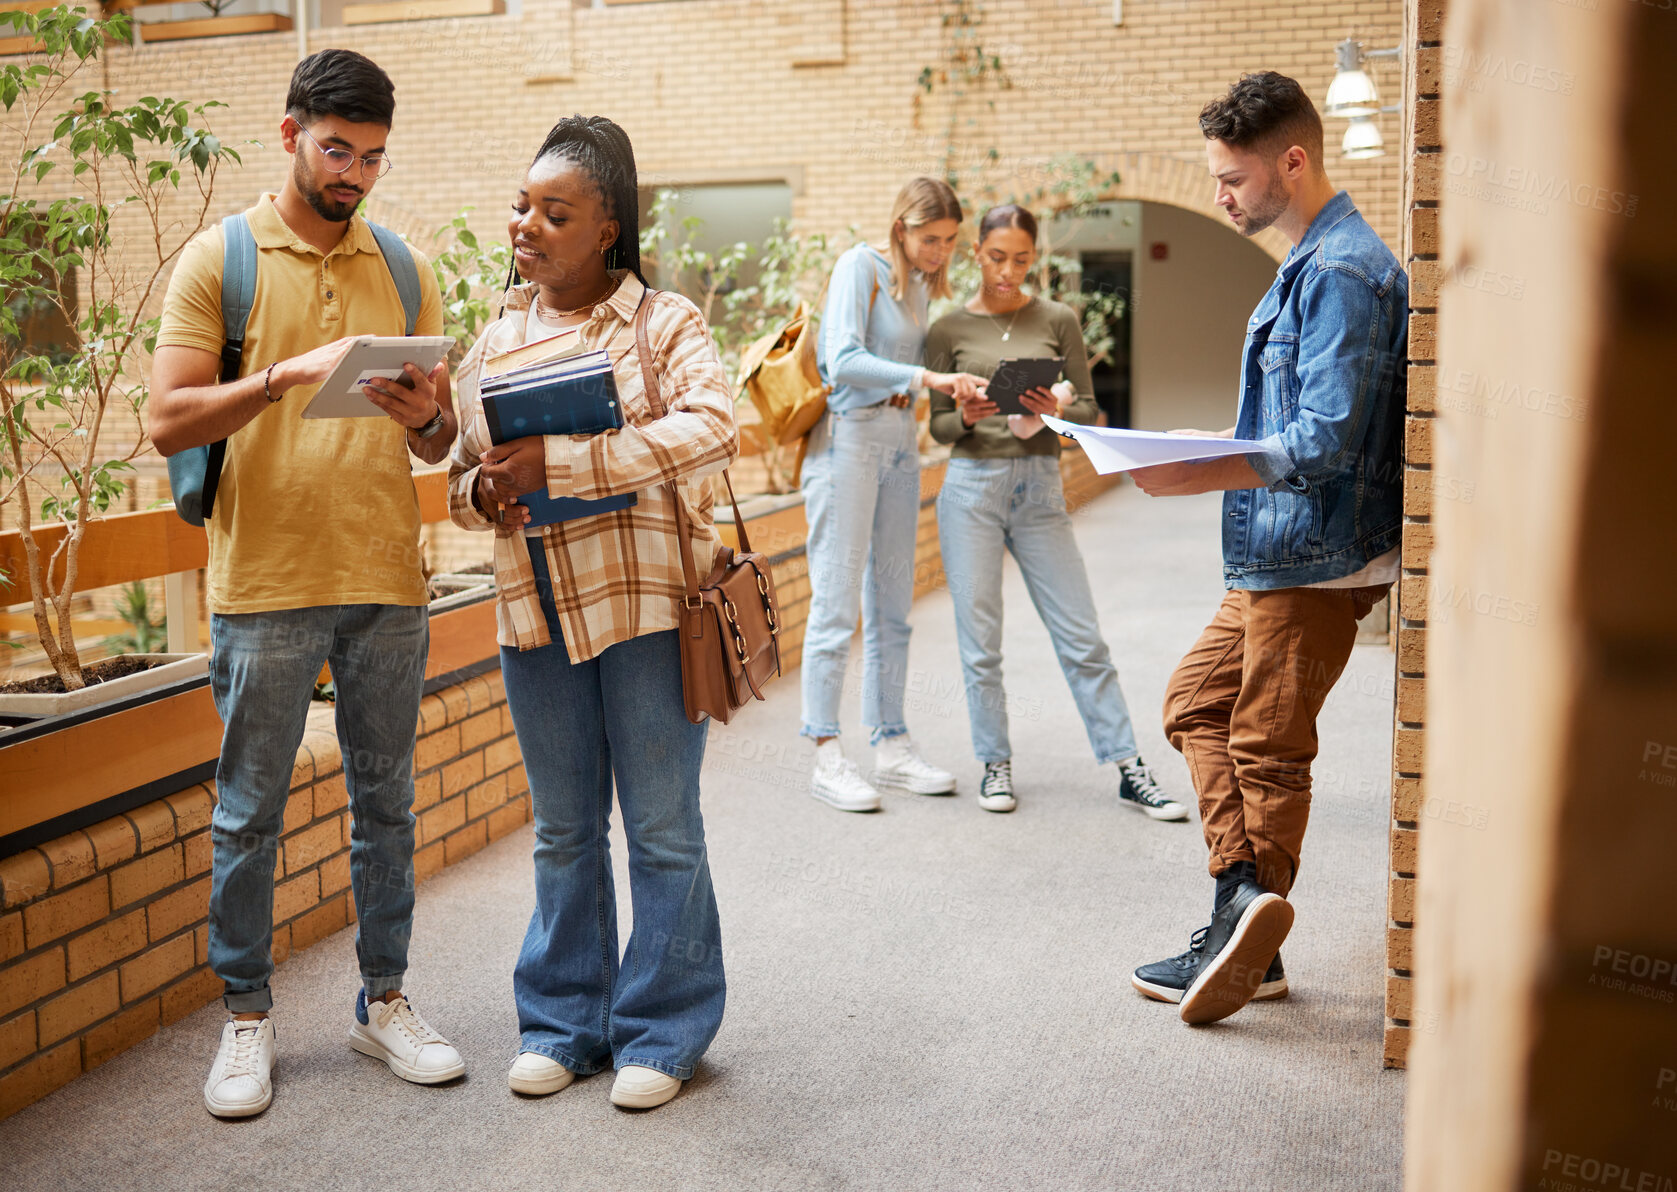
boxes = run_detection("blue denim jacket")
[1225,190,1408,589]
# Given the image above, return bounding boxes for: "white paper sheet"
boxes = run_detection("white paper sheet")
[1040,415,1267,474]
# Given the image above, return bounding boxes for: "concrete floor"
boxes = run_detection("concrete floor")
[0,483,1404,1191]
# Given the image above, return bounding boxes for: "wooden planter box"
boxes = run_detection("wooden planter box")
[0,587,500,859]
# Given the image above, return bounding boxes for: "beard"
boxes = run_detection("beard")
[1234,172,1291,237]
[294,156,362,223]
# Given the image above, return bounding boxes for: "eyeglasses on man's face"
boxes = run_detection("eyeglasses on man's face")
[295,123,394,181]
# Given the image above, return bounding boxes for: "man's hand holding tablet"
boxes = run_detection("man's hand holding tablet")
[294,334,456,464]
[301,335,453,420]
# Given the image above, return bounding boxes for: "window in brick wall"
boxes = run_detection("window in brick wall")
[637,181,795,297]
[3,231,77,369]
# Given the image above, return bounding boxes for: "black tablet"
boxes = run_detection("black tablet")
[983,357,1064,417]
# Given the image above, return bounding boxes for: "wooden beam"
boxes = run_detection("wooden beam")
[0,614,130,637]
[414,466,449,525]
[137,12,292,42]
[342,0,502,25]
[0,469,452,608]
[0,509,207,608]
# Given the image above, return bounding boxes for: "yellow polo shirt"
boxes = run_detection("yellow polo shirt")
[156,193,444,614]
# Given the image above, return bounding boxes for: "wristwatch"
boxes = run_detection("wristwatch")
[415,405,446,440]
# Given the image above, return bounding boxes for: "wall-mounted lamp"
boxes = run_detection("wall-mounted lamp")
[1341,116,1385,159]
[1325,37,1402,157]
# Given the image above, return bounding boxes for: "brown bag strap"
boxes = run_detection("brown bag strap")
[632,289,753,600]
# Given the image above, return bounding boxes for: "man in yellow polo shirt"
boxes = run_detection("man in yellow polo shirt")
[151,49,464,1118]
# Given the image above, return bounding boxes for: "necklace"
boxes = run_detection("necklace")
[535,276,620,323]
[983,295,1030,342]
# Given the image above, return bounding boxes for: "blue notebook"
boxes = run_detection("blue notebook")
[480,349,637,526]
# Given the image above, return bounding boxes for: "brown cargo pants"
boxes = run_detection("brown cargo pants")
[1162,584,1390,898]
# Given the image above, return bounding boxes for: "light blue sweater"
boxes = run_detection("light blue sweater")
[816,243,928,413]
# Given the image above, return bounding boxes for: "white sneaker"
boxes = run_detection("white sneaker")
[348,991,466,1084]
[810,740,882,812]
[871,733,957,795]
[610,1064,683,1109]
[203,1017,275,1118]
[508,1051,575,1096]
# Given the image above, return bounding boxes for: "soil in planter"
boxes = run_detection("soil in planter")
[0,654,162,696]
[427,561,495,601]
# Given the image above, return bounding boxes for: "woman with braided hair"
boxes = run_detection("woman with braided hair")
[447,115,738,1110]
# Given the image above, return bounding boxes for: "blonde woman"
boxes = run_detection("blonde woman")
[447,116,736,1110]
[801,177,986,813]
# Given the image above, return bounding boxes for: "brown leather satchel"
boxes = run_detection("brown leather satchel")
[635,291,783,725]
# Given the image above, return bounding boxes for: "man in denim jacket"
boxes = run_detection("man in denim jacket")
[1127,72,1407,1024]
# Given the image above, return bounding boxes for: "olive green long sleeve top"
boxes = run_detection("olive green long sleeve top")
[926,296,1100,459]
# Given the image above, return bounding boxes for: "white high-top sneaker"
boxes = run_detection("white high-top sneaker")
[871,733,957,796]
[203,1017,276,1118]
[348,990,466,1084]
[809,739,882,812]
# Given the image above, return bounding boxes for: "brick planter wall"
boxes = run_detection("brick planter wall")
[0,452,1118,1119]
[0,669,529,1120]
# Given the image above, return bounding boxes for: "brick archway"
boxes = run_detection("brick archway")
[1102,151,1291,264]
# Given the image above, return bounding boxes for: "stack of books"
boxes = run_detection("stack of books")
[479,346,636,526]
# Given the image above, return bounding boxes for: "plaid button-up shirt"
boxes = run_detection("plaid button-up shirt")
[447,273,739,662]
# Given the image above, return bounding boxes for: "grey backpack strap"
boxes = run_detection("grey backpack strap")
[219,212,257,382]
[367,220,422,335]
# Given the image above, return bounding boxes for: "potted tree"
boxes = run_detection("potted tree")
[0,2,240,717]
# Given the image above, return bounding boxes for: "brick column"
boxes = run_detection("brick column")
[1384,0,1445,1070]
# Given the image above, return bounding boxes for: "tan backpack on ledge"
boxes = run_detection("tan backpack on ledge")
[736,276,878,483]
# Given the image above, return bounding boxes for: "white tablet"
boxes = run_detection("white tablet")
[300,336,454,419]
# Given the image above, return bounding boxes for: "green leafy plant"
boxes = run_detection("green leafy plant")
[102,580,166,655]
[940,155,1128,369]
[912,0,1012,180]
[1,4,241,690]
[638,189,853,383]
[428,207,512,366]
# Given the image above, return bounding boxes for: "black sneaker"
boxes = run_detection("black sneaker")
[978,761,1016,813]
[1131,927,1289,1004]
[1178,879,1294,1024]
[1116,757,1188,822]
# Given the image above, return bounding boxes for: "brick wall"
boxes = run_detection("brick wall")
[1383,0,1442,1070]
[0,667,530,1120]
[0,0,1405,489]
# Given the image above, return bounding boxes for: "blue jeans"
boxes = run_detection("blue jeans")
[500,547,724,1080]
[207,603,428,1013]
[935,456,1139,765]
[799,403,920,743]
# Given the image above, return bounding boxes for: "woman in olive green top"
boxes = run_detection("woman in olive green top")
[926,205,1184,820]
